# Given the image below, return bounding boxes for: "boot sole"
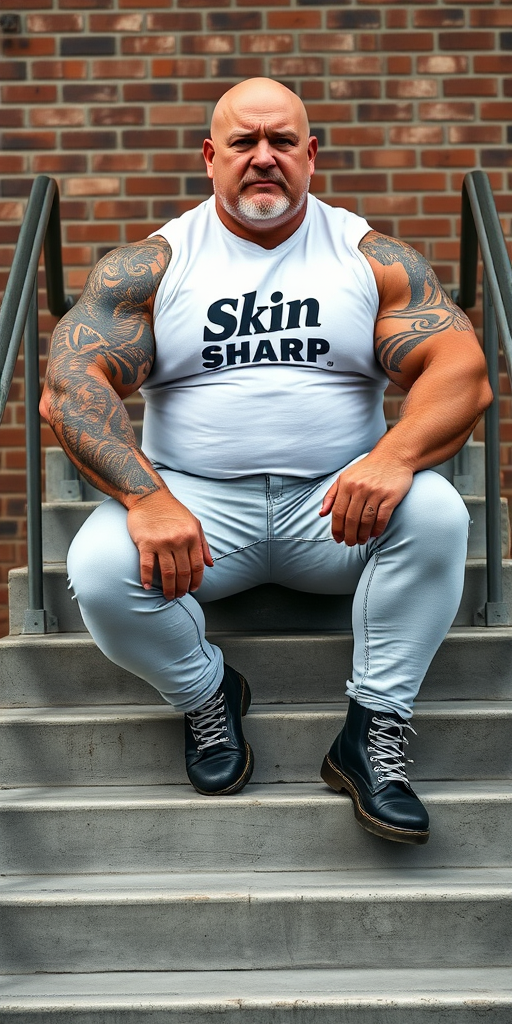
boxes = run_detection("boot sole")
[193,674,254,797]
[321,754,430,846]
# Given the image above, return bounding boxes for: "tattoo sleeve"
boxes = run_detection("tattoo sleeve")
[42,238,172,502]
[359,233,473,376]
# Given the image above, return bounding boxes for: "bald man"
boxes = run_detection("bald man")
[41,78,491,846]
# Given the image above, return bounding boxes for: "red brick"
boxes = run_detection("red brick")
[387,56,412,75]
[380,32,434,50]
[91,107,145,126]
[60,200,88,219]
[152,58,206,77]
[0,62,27,81]
[386,10,407,29]
[300,33,354,52]
[153,199,199,219]
[300,81,325,99]
[481,150,512,168]
[208,11,261,29]
[330,80,380,99]
[62,245,93,265]
[62,130,117,149]
[359,34,380,52]
[269,57,323,76]
[386,79,438,99]
[150,105,206,125]
[123,83,177,102]
[268,12,321,29]
[32,154,87,173]
[153,152,205,171]
[32,60,87,79]
[0,111,24,128]
[357,103,413,122]
[471,9,512,26]
[474,56,512,73]
[182,34,234,53]
[148,13,202,29]
[332,173,387,192]
[241,34,293,53]
[305,103,352,122]
[422,148,476,168]
[67,269,89,288]
[398,218,451,237]
[94,200,148,219]
[0,156,25,172]
[92,153,148,172]
[504,81,512,97]
[451,170,502,191]
[419,102,475,121]
[30,107,85,127]
[122,36,176,55]
[90,13,143,30]
[314,150,354,169]
[329,55,382,75]
[125,223,169,242]
[414,9,465,28]
[2,85,57,104]
[444,78,497,97]
[393,172,447,191]
[2,37,55,57]
[0,202,24,221]
[67,223,121,242]
[65,178,121,197]
[364,196,418,215]
[448,125,501,144]
[122,129,178,148]
[331,126,385,146]
[481,102,512,120]
[361,149,416,169]
[417,55,468,74]
[27,13,83,31]
[439,31,494,50]
[126,177,180,195]
[92,59,146,78]
[1,131,56,150]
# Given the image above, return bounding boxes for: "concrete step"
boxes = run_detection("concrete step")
[2,868,512,974]
[1,967,512,1022]
[1,628,511,708]
[1,781,512,874]
[40,493,511,563]
[8,563,512,635]
[1,700,511,787]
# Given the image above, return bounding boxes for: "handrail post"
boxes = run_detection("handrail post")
[479,274,510,626]
[22,282,54,633]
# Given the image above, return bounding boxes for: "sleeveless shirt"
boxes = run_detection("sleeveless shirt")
[142,194,387,479]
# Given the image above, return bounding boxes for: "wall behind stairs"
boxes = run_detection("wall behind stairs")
[1,0,512,637]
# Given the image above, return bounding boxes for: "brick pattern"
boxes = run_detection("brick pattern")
[1,0,512,636]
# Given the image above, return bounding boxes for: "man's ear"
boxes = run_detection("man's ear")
[203,139,215,180]
[307,135,319,176]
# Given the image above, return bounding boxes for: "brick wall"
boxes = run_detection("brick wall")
[1,0,511,637]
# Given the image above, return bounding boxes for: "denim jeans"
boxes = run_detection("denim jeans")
[67,464,469,719]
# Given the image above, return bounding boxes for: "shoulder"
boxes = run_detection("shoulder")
[358,230,436,307]
[81,237,172,314]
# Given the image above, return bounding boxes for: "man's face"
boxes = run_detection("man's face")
[203,85,318,244]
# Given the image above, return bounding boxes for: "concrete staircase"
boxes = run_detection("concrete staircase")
[1,445,512,1021]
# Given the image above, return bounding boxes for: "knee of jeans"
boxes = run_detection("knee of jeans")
[67,517,137,611]
[405,471,469,549]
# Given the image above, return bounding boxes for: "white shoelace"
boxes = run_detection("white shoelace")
[367,714,416,784]
[188,688,230,752]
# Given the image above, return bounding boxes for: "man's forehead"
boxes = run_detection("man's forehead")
[224,118,300,142]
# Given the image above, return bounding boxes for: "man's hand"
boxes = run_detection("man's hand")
[319,455,414,546]
[127,488,214,600]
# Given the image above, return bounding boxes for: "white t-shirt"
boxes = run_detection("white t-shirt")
[142,194,386,479]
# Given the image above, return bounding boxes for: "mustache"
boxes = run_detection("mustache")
[240,172,289,192]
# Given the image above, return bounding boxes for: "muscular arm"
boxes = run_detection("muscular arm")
[40,238,170,505]
[321,231,492,545]
[40,237,213,598]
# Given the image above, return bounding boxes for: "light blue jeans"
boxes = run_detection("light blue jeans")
[67,464,469,719]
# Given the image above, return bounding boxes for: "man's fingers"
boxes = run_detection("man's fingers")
[139,550,156,591]
[319,480,339,517]
[158,550,178,601]
[200,526,215,568]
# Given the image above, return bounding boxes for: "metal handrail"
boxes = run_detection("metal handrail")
[0,175,73,633]
[457,170,512,626]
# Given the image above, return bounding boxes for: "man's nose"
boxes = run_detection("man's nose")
[251,139,277,168]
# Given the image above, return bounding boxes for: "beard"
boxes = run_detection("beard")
[215,175,309,226]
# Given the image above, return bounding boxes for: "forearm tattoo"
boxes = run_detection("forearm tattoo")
[359,233,472,374]
[44,238,172,498]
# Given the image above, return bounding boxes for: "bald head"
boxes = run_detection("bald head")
[211,78,310,140]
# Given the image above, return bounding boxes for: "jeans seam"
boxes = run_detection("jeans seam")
[359,549,380,693]
[176,597,212,663]
[212,539,265,563]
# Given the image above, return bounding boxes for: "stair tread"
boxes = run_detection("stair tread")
[1,967,512,1008]
[3,866,512,903]
[2,699,512,723]
[1,780,511,808]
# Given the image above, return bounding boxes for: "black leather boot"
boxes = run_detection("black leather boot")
[321,697,429,845]
[185,664,254,796]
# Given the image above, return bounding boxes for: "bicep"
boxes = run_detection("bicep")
[46,237,171,400]
[359,232,483,390]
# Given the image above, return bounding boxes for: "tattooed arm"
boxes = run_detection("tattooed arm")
[320,231,492,546]
[40,238,213,599]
